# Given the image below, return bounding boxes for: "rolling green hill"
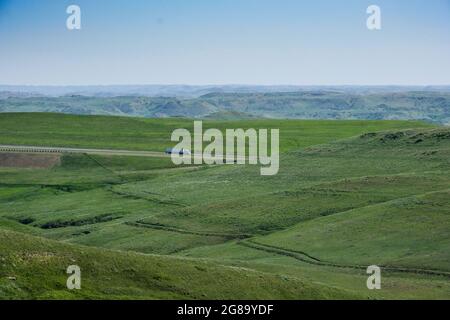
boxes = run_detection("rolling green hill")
[0,113,449,299]
[0,228,356,299]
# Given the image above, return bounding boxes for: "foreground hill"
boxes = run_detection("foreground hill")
[0,229,356,299]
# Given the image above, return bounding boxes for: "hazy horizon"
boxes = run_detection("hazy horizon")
[1,84,450,88]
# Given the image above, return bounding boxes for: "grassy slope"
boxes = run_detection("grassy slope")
[179,241,450,300]
[176,128,450,299]
[255,189,450,271]
[246,130,450,271]
[0,113,449,299]
[0,229,356,300]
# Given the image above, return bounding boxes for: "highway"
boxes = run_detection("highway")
[0,144,252,162]
[0,144,170,158]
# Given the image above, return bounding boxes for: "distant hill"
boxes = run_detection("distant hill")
[204,110,257,120]
[1,90,449,123]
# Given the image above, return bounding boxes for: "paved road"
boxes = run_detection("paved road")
[0,144,251,162]
[0,144,171,158]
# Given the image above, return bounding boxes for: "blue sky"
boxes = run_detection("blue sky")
[0,0,449,85]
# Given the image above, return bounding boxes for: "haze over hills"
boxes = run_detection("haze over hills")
[0,88,449,124]
[1,85,450,98]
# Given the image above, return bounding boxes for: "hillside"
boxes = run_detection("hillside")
[0,229,355,299]
[0,113,449,299]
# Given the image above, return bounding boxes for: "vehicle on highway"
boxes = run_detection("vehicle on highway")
[165,148,191,155]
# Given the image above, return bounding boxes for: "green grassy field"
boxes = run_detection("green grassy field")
[0,112,449,300]
[0,112,433,152]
